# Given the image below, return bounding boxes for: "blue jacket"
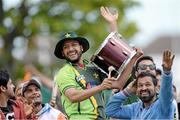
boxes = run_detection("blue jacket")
[106,72,175,119]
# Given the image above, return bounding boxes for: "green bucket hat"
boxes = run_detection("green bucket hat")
[54,32,89,59]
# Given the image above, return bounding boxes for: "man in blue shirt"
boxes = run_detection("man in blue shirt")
[106,50,175,119]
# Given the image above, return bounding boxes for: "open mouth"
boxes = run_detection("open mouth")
[140,91,149,96]
[69,53,76,56]
[68,51,77,58]
[33,98,41,106]
[141,93,148,96]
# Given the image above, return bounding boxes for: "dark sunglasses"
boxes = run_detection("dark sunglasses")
[138,64,156,70]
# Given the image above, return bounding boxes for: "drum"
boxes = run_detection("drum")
[91,32,136,78]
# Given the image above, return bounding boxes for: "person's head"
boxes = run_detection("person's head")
[0,69,15,98]
[135,56,156,77]
[156,68,162,76]
[54,32,89,63]
[155,68,162,91]
[22,78,42,106]
[136,72,158,104]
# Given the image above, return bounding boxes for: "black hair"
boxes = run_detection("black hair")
[136,72,157,86]
[156,68,162,75]
[135,56,155,71]
[0,69,10,88]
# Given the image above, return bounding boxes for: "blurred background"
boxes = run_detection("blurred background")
[0,0,179,101]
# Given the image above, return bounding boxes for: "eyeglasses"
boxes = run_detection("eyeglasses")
[138,64,156,70]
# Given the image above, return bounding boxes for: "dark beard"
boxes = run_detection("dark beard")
[66,57,80,63]
[139,91,155,103]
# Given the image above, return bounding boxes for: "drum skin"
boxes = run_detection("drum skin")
[91,32,136,78]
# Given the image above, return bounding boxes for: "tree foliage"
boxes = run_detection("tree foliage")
[0,0,140,80]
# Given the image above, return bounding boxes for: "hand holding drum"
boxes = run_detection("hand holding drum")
[108,66,115,78]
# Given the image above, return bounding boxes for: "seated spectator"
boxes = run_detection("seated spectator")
[22,78,67,120]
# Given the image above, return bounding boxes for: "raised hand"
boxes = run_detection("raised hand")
[162,49,175,71]
[49,98,56,108]
[100,6,118,32]
[100,6,118,23]
[125,80,137,94]
[133,47,144,59]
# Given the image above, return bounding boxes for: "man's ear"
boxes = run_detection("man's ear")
[155,86,159,94]
[80,46,83,51]
[135,71,138,78]
[0,86,6,92]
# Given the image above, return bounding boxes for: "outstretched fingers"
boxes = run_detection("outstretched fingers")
[162,49,175,71]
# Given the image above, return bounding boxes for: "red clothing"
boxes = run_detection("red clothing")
[0,99,26,119]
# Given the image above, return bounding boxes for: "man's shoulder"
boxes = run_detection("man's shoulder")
[57,64,73,74]
[39,103,67,119]
[55,64,75,82]
[42,103,63,114]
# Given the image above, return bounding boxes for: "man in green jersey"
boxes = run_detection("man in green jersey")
[54,7,143,120]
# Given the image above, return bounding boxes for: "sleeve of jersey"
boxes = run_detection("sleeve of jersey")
[55,65,78,94]
[106,91,135,119]
[159,71,173,112]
